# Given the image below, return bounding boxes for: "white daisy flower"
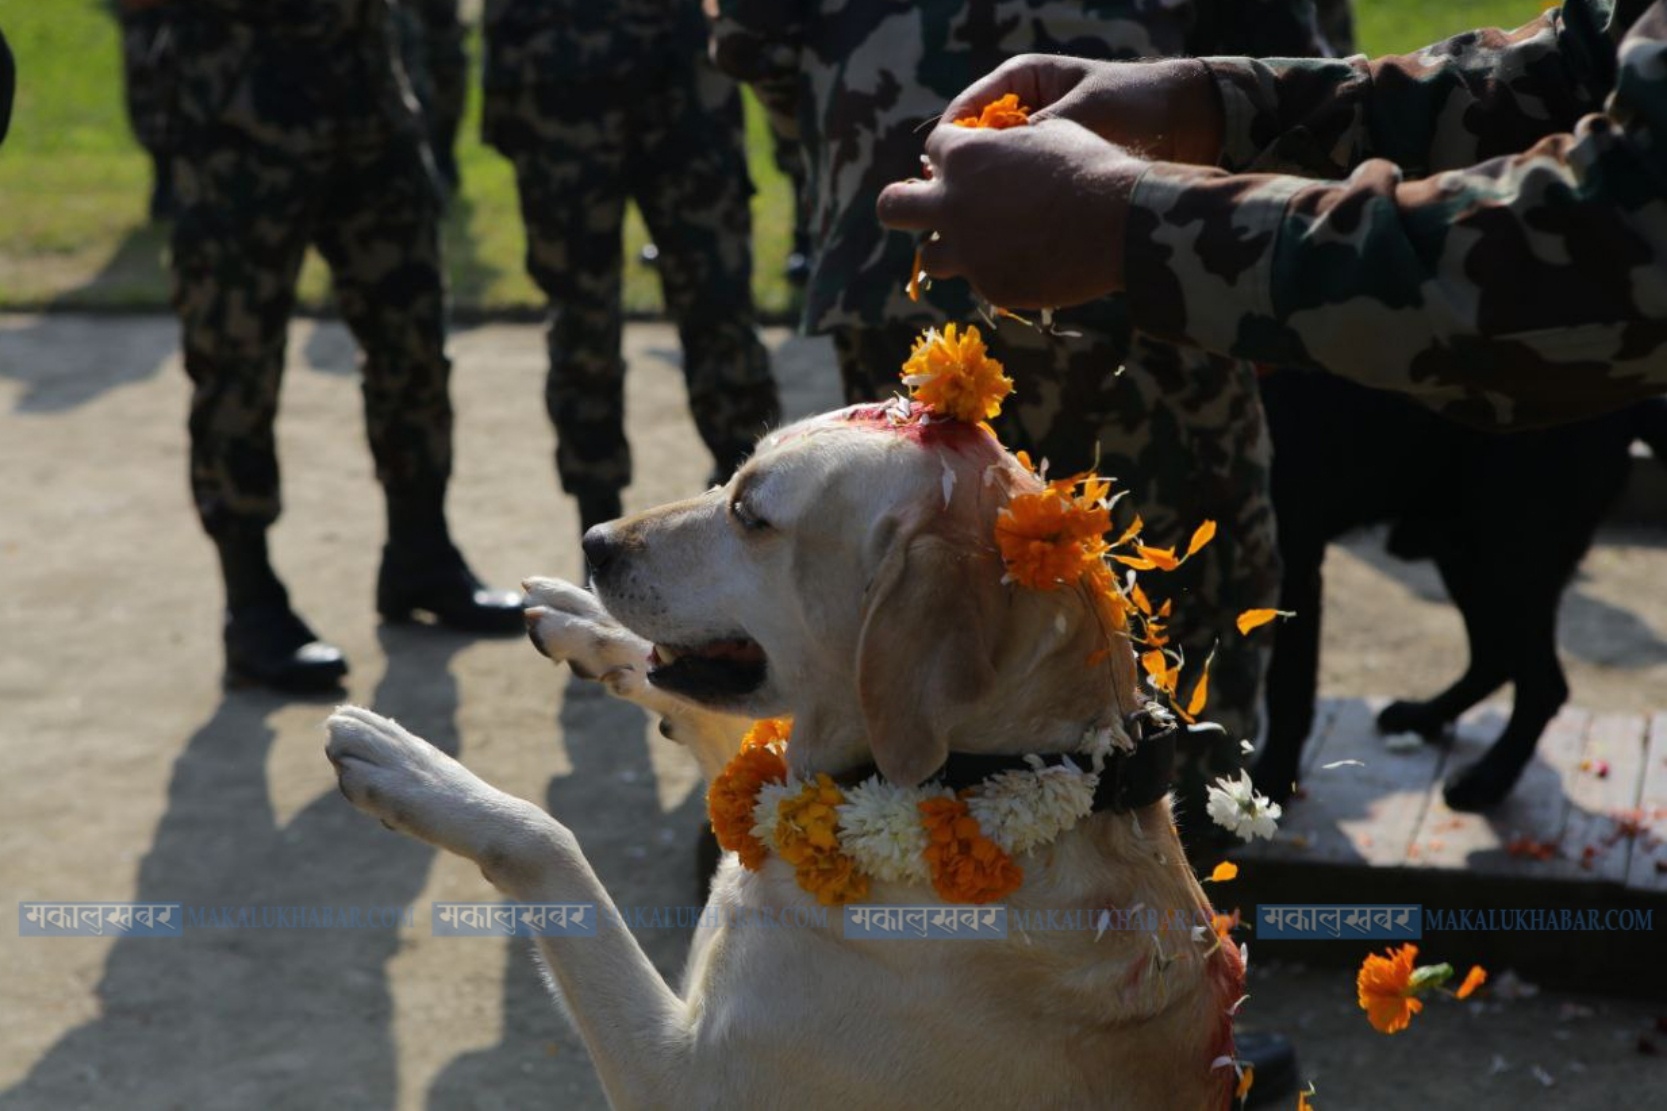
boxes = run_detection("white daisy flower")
[1205,770,1283,842]
[836,778,945,885]
[967,762,1097,854]
[750,780,798,852]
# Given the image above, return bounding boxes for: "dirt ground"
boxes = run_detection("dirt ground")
[1,313,1662,1110]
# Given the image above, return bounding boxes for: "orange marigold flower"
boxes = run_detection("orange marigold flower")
[742,716,793,750]
[901,324,1013,423]
[707,721,791,870]
[1455,965,1488,999]
[1211,909,1241,945]
[919,796,1023,903]
[776,774,870,906]
[1357,944,1424,1034]
[994,475,1113,590]
[953,92,1031,130]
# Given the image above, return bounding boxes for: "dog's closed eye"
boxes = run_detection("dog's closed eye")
[730,498,771,533]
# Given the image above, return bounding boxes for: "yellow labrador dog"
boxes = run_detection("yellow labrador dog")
[326,402,1241,1109]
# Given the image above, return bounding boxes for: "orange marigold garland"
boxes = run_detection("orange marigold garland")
[707,718,790,870]
[900,323,1014,423]
[776,774,871,906]
[919,796,1023,904]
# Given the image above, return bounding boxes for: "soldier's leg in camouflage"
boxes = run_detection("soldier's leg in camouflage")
[315,133,523,634]
[419,0,468,192]
[172,135,347,691]
[831,321,923,406]
[500,84,633,536]
[119,8,176,221]
[633,55,780,487]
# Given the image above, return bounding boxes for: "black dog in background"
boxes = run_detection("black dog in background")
[1252,372,1667,812]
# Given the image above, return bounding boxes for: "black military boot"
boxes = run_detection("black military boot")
[216,526,348,692]
[378,488,524,634]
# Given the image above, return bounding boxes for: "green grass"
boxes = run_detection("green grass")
[0,0,1545,318]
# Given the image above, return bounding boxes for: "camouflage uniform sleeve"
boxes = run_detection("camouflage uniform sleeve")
[1123,1,1667,429]
[1207,0,1640,176]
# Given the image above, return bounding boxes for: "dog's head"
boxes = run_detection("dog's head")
[586,402,1140,784]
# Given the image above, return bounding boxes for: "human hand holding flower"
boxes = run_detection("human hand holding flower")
[877,117,1149,310]
[938,55,1225,166]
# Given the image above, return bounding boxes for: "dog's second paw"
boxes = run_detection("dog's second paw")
[523,576,652,699]
[326,706,496,849]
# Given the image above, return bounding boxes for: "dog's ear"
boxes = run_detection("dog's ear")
[855,530,1000,787]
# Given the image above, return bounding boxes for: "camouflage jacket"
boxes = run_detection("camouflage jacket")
[482,0,708,91]
[1126,0,1667,428]
[170,0,418,153]
[712,0,1328,335]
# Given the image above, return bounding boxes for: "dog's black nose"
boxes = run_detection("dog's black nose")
[581,526,618,577]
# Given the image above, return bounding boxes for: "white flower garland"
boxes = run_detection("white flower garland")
[744,753,1103,885]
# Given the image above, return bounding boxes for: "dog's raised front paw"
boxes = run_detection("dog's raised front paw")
[326,706,513,852]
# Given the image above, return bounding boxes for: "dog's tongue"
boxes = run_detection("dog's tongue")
[699,638,765,663]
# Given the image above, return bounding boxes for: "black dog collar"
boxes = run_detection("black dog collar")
[926,705,1177,814]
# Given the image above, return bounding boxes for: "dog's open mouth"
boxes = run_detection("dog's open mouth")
[647,636,767,703]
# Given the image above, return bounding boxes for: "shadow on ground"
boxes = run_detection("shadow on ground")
[0,627,466,1111]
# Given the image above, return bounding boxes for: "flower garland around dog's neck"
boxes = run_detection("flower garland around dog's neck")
[709,716,1134,906]
[706,323,1256,906]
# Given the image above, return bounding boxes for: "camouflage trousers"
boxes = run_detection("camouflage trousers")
[394,0,466,182]
[833,319,1282,826]
[485,58,781,496]
[118,6,174,156]
[172,127,453,535]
